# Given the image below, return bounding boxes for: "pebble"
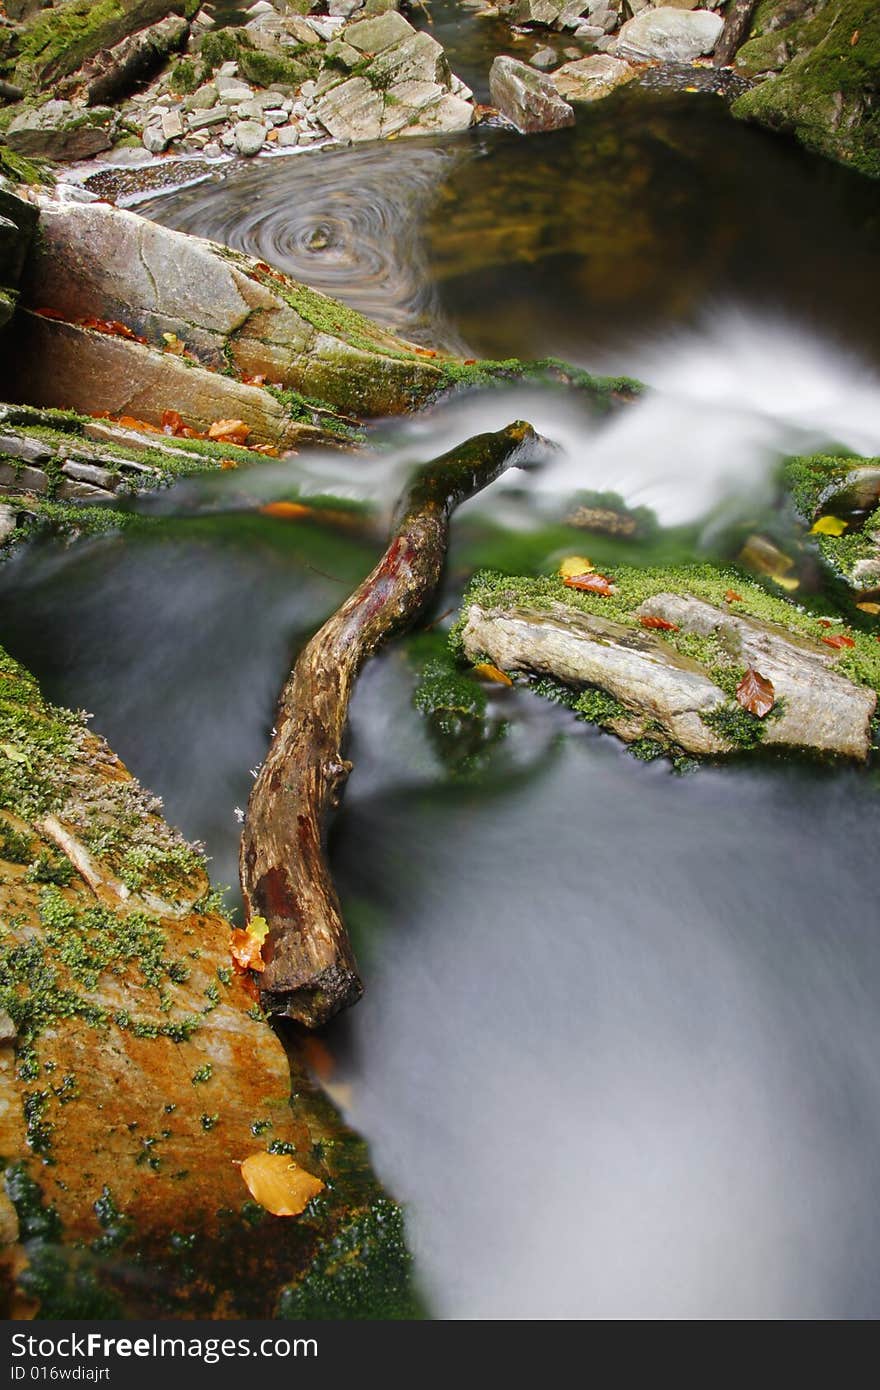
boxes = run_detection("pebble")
[234,120,267,156]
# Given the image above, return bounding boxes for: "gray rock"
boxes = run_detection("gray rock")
[186,82,219,111]
[0,462,48,494]
[329,0,365,15]
[0,433,53,465]
[572,24,605,40]
[617,7,725,61]
[214,75,253,101]
[56,477,116,500]
[7,101,117,162]
[554,0,592,27]
[342,10,414,51]
[553,54,637,100]
[161,109,184,141]
[142,123,170,153]
[488,55,575,133]
[460,593,876,760]
[60,459,117,490]
[0,506,15,545]
[187,105,230,129]
[498,0,567,24]
[531,46,559,68]
[275,125,300,146]
[233,120,267,156]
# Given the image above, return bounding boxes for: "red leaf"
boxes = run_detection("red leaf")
[818,618,833,628]
[735,667,776,718]
[563,572,614,595]
[822,633,855,650]
[724,590,742,603]
[639,614,679,631]
[35,307,67,320]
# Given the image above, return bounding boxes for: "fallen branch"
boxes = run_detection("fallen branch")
[714,0,758,67]
[240,421,550,1027]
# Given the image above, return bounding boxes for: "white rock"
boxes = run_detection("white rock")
[617,7,724,61]
[142,124,170,153]
[275,125,300,146]
[233,120,267,156]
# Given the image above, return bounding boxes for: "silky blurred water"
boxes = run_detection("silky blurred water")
[4,75,880,1318]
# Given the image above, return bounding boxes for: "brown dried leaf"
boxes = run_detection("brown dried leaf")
[563,571,614,595]
[735,667,776,718]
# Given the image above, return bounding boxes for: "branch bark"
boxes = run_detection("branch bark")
[714,0,758,67]
[240,420,550,1027]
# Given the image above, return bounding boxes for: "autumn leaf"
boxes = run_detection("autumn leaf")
[639,615,679,632]
[230,928,266,974]
[242,372,267,387]
[473,662,513,686]
[818,618,834,628]
[161,409,187,436]
[414,347,438,358]
[822,633,855,650]
[162,332,187,356]
[116,415,163,435]
[239,1152,324,1217]
[736,667,776,718]
[724,590,742,603]
[856,601,880,615]
[251,444,281,457]
[208,419,250,445]
[773,575,800,591]
[563,572,615,595]
[220,458,238,470]
[851,28,860,44]
[247,915,269,944]
[35,307,67,320]
[558,555,593,579]
[811,515,848,536]
[260,500,312,520]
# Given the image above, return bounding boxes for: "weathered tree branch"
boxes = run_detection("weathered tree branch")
[714,0,758,67]
[240,421,550,1027]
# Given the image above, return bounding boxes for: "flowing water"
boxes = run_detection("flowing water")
[5,69,880,1318]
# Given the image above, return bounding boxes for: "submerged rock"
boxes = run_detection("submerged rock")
[552,53,637,100]
[489,54,576,132]
[617,6,724,61]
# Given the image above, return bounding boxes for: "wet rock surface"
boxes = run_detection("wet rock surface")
[489,53,575,131]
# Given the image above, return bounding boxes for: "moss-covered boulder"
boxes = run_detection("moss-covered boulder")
[731,0,880,177]
[2,0,200,93]
[783,450,880,589]
[454,565,880,762]
[0,643,416,1318]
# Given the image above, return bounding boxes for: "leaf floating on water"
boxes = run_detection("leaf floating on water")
[239,1152,324,1217]
[473,662,513,686]
[208,419,250,446]
[559,555,594,578]
[735,667,776,718]
[724,590,742,603]
[856,601,880,615]
[822,633,856,650]
[230,928,266,974]
[773,574,800,591]
[259,500,312,520]
[563,572,615,595]
[639,615,679,631]
[811,515,848,536]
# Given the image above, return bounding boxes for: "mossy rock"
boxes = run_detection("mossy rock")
[5,0,201,90]
[732,0,880,177]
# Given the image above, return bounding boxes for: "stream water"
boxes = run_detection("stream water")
[4,51,880,1317]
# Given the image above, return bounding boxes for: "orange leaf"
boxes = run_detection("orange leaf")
[639,615,679,631]
[251,444,280,457]
[260,501,311,520]
[239,1152,324,1217]
[208,418,250,445]
[414,347,438,358]
[34,307,67,320]
[851,28,859,44]
[230,928,266,974]
[735,667,775,718]
[81,316,147,345]
[116,414,163,434]
[242,373,267,387]
[220,458,239,470]
[818,618,834,628]
[473,662,513,686]
[822,633,855,650]
[724,590,742,603]
[563,572,614,595]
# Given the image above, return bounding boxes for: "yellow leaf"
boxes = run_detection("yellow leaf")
[856,601,880,615]
[473,662,513,686]
[240,1152,324,1217]
[811,515,848,536]
[773,574,800,591]
[247,914,269,943]
[559,555,594,578]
